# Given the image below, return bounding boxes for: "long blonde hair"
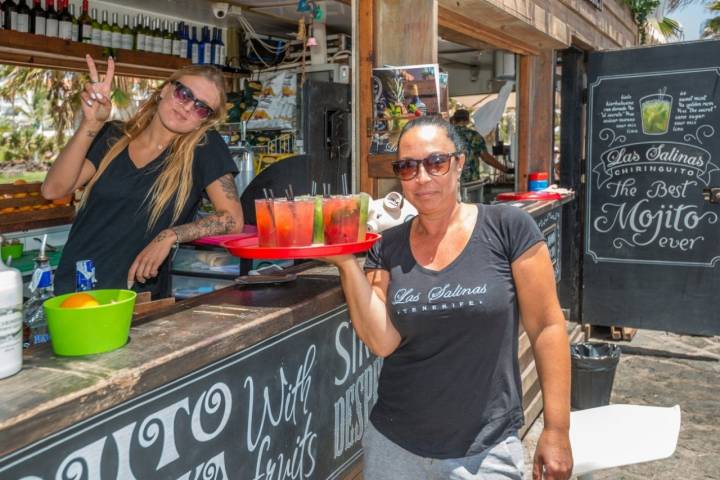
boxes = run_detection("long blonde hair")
[79,65,228,230]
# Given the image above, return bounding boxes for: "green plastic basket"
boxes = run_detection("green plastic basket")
[43,289,136,356]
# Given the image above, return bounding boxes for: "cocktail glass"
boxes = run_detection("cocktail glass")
[640,93,673,135]
[255,199,277,247]
[290,197,315,246]
[323,195,361,244]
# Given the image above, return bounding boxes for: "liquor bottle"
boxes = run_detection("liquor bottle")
[110,11,120,48]
[78,0,91,43]
[99,9,110,47]
[44,0,58,37]
[171,21,181,57]
[190,25,199,64]
[132,14,142,50]
[162,19,172,55]
[2,0,18,31]
[23,241,54,347]
[70,3,78,41]
[179,22,188,59]
[213,27,225,66]
[121,13,132,50]
[0,236,23,379]
[152,18,162,53]
[17,0,31,32]
[30,0,45,35]
[90,6,100,44]
[199,26,211,64]
[57,0,72,40]
[218,29,226,66]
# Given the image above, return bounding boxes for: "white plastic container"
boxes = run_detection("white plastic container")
[0,236,23,379]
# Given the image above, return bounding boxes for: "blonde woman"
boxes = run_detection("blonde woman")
[43,55,244,298]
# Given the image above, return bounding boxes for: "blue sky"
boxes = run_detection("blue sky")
[670,3,711,40]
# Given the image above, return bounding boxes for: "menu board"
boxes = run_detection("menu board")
[535,207,562,282]
[0,307,380,479]
[584,40,720,335]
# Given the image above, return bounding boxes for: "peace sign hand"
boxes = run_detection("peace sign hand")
[79,54,115,126]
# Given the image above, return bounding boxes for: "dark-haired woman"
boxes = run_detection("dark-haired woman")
[324,116,573,479]
[43,55,244,298]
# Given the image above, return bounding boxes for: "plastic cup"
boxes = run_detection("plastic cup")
[255,199,277,247]
[289,197,315,246]
[323,195,361,244]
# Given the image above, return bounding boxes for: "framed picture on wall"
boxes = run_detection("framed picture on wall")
[370,64,441,155]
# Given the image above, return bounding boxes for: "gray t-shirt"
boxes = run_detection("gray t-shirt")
[364,203,544,458]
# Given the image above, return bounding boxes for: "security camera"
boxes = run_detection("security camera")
[211,2,230,19]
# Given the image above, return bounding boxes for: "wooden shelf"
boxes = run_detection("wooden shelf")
[0,30,190,79]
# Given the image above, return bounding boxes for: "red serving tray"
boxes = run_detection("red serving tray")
[222,233,381,259]
[496,191,562,201]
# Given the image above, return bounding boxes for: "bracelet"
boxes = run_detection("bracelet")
[170,228,180,249]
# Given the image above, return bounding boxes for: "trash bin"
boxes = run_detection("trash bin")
[570,342,621,410]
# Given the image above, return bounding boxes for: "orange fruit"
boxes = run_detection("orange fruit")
[60,292,100,309]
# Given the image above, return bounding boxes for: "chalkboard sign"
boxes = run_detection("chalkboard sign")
[0,307,380,479]
[535,207,562,282]
[584,40,720,335]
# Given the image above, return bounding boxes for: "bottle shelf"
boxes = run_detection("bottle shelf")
[0,29,190,79]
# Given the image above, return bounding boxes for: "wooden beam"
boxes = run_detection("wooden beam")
[438,7,540,56]
[357,0,377,196]
[517,55,532,192]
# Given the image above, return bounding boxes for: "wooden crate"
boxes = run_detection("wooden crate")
[0,182,74,233]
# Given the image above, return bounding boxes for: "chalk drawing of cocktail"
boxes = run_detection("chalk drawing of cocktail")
[640,89,673,135]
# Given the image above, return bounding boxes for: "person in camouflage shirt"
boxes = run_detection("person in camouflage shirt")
[450,109,511,182]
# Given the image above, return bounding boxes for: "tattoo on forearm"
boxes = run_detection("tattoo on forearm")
[172,212,237,243]
[217,174,241,203]
[154,230,171,243]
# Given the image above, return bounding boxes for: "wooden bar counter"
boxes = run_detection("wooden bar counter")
[0,195,578,479]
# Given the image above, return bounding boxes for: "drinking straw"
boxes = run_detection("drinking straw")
[263,189,277,237]
[311,180,317,196]
[341,173,348,195]
[288,184,295,201]
[263,188,269,199]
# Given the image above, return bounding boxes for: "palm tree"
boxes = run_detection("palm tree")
[702,0,720,37]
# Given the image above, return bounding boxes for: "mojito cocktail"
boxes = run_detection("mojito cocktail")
[323,196,361,244]
[640,93,672,135]
[255,199,277,247]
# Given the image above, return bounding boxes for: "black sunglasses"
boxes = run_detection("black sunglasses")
[392,152,458,181]
[170,80,215,119]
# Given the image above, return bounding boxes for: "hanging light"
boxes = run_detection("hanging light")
[306,36,318,47]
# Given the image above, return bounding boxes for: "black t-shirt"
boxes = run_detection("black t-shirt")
[364,203,544,458]
[55,122,237,298]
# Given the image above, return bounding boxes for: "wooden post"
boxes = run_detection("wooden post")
[558,47,586,323]
[517,50,556,191]
[357,0,438,196]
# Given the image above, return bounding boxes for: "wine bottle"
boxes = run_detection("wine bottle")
[3,0,19,31]
[217,28,226,67]
[99,9,110,47]
[162,19,172,55]
[152,18,162,53]
[58,0,72,40]
[110,11,120,48]
[179,23,188,59]
[142,15,152,52]
[171,21,181,57]
[17,0,31,33]
[121,13,132,50]
[90,6,100,44]
[30,0,45,35]
[132,14,142,50]
[70,3,78,41]
[78,0,91,43]
[44,0,58,37]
